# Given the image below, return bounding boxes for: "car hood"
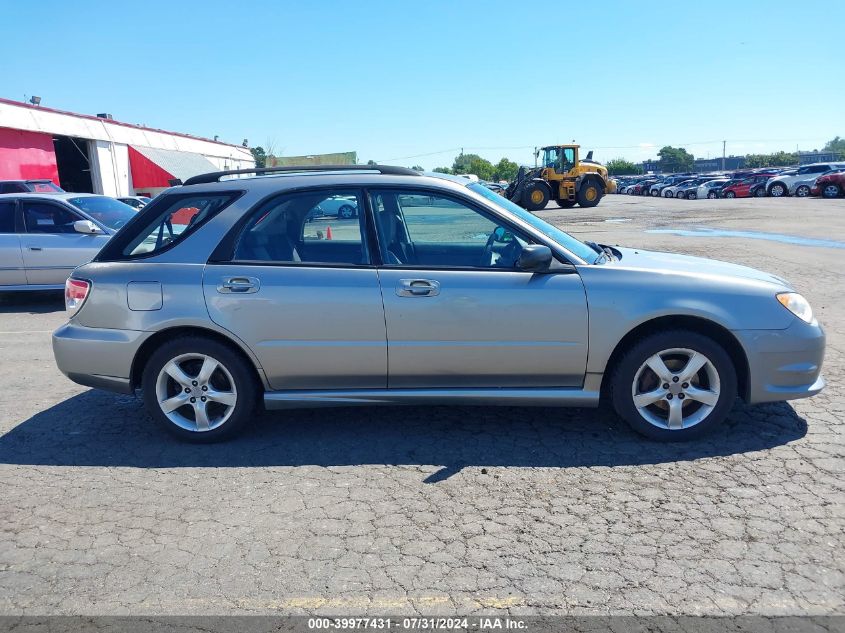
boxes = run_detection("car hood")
[607,246,791,288]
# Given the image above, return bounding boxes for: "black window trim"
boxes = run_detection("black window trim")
[211,185,376,269]
[95,190,245,262]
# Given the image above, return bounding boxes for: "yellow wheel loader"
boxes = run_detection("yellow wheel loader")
[506,144,613,211]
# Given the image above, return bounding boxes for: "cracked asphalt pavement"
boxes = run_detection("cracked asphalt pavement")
[0,195,842,616]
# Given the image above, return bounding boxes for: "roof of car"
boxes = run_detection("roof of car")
[0,192,104,201]
[174,170,475,197]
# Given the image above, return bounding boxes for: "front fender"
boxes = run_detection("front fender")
[578,265,795,373]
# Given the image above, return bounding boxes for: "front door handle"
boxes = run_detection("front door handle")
[27,246,43,251]
[217,276,260,294]
[396,279,440,297]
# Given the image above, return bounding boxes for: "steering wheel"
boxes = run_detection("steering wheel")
[479,227,521,268]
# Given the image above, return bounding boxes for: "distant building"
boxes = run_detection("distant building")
[0,98,254,197]
[267,152,357,167]
[798,150,844,164]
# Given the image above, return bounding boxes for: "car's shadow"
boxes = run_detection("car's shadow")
[0,291,64,314]
[0,391,807,481]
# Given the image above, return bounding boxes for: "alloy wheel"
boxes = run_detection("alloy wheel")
[155,353,238,432]
[631,348,720,430]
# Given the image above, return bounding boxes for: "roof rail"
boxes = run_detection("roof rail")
[182,164,421,186]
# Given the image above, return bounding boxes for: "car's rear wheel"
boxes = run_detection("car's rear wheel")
[610,330,737,441]
[664,190,672,198]
[651,189,659,197]
[676,191,685,199]
[724,191,736,198]
[769,182,787,197]
[795,185,810,197]
[822,184,841,198]
[707,191,718,199]
[142,337,258,442]
[686,191,697,199]
[338,204,356,219]
[754,186,766,197]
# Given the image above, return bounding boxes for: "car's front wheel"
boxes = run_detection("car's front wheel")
[610,330,737,441]
[754,186,766,197]
[769,182,787,197]
[338,204,356,219]
[724,191,736,198]
[142,337,259,442]
[686,191,697,199]
[822,183,841,198]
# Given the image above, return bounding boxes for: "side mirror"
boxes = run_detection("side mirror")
[516,244,553,272]
[73,220,103,235]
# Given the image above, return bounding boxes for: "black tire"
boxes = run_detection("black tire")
[795,185,810,197]
[754,186,766,197]
[769,182,787,197]
[650,188,659,197]
[675,191,685,199]
[577,179,602,207]
[707,191,718,199]
[338,204,356,219]
[522,182,550,211]
[686,191,697,200]
[822,183,842,199]
[610,330,737,442]
[724,191,736,198]
[142,336,259,443]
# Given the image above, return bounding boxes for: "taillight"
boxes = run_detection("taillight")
[65,278,91,316]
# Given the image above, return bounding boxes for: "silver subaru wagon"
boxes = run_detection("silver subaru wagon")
[51,165,825,442]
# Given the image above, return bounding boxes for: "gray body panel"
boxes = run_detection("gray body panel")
[0,234,26,285]
[203,264,387,390]
[377,268,587,388]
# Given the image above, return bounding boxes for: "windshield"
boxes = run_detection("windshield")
[68,196,137,230]
[467,183,599,263]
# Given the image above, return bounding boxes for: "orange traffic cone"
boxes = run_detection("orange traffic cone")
[326,225,333,240]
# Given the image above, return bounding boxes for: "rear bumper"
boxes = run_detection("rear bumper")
[52,322,151,394]
[735,318,826,404]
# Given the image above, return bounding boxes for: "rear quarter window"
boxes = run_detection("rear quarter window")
[95,191,241,261]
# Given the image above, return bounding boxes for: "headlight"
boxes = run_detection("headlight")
[776,292,814,323]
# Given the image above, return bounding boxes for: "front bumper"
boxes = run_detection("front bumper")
[734,318,826,404]
[52,322,152,394]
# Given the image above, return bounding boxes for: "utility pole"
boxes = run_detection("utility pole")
[722,140,726,172]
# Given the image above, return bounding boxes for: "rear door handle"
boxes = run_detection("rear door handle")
[396,279,440,297]
[27,246,43,251]
[217,276,260,294]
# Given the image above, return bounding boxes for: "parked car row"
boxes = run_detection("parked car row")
[614,161,845,200]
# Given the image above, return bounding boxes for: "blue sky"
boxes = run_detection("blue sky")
[2,1,842,169]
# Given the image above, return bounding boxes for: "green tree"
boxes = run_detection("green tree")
[366,159,377,166]
[411,165,424,171]
[823,136,845,157]
[250,146,266,168]
[433,166,453,174]
[492,158,519,182]
[606,158,640,176]
[452,153,494,180]
[657,146,694,172]
[745,151,798,168]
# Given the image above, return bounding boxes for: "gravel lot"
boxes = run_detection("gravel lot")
[0,195,843,616]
